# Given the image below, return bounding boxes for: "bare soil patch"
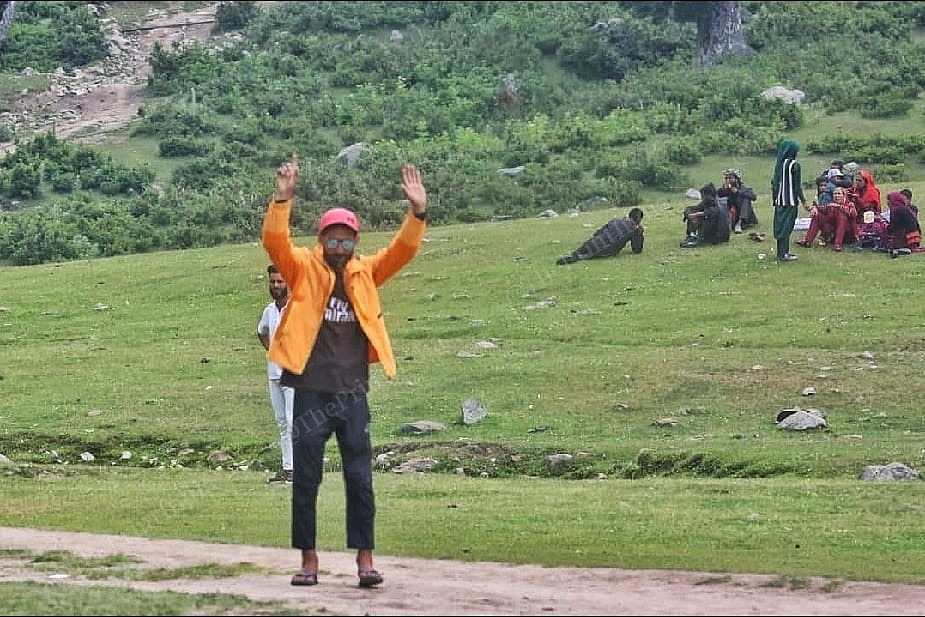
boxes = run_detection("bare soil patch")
[2,526,925,615]
[5,2,218,147]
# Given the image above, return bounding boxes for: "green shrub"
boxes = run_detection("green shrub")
[859,93,915,119]
[0,1,108,71]
[159,137,213,158]
[663,138,702,165]
[7,163,40,199]
[213,1,259,34]
[50,171,77,193]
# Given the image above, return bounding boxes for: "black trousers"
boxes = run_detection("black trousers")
[291,390,374,550]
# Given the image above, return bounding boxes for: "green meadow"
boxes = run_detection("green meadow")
[2,184,924,584]
[3,2,925,614]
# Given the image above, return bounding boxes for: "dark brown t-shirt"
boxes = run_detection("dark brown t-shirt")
[281,271,369,393]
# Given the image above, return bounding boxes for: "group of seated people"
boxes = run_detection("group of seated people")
[681,161,921,258]
[795,160,921,258]
[681,168,758,248]
[555,160,920,266]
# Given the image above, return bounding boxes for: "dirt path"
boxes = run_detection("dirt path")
[2,526,924,615]
[4,2,219,148]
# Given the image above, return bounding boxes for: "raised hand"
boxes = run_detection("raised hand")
[401,164,427,214]
[274,154,300,201]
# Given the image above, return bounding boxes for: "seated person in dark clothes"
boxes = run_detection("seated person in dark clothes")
[717,168,759,233]
[556,207,644,265]
[900,188,918,215]
[681,183,729,247]
[817,160,854,189]
[884,190,921,257]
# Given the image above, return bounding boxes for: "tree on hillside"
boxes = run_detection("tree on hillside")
[622,0,754,65]
[0,1,16,49]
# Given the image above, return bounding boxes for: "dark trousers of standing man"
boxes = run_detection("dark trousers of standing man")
[291,390,375,550]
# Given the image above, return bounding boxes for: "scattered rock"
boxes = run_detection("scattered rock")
[546,453,573,468]
[777,409,827,430]
[391,458,439,474]
[335,142,370,167]
[400,420,446,434]
[859,462,920,481]
[653,417,679,427]
[524,298,556,310]
[207,450,232,464]
[461,398,488,425]
[760,85,806,105]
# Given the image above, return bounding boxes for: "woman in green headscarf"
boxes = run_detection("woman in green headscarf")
[771,138,806,262]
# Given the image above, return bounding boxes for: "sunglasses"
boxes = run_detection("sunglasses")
[323,238,355,250]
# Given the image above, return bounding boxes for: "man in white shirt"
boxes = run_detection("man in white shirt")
[257,264,293,483]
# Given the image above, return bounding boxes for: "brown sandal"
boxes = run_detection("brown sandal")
[291,570,318,586]
[358,568,383,588]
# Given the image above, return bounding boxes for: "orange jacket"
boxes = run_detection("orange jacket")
[262,199,426,379]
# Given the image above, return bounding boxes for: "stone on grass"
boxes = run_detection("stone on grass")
[777,409,827,430]
[461,398,488,425]
[859,462,920,481]
[400,420,446,434]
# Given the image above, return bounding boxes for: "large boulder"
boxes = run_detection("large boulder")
[859,462,920,481]
[761,85,805,105]
[336,142,370,167]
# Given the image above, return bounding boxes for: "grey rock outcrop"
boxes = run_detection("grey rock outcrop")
[859,462,920,481]
[761,85,805,105]
[336,142,370,167]
[777,409,827,430]
[400,420,446,434]
[461,398,488,425]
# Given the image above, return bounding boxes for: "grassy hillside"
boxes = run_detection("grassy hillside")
[1,1,925,594]
[1,201,922,478]
[1,204,924,583]
[3,1,925,265]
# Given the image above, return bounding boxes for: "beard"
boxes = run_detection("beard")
[324,253,350,271]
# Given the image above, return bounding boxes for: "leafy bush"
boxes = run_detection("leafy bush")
[663,138,702,165]
[50,171,77,193]
[596,151,687,192]
[558,9,693,80]
[134,104,216,138]
[159,137,213,158]
[0,1,108,71]
[213,1,259,33]
[859,92,915,119]
[7,163,41,199]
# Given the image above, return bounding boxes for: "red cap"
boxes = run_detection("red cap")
[318,208,360,233]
